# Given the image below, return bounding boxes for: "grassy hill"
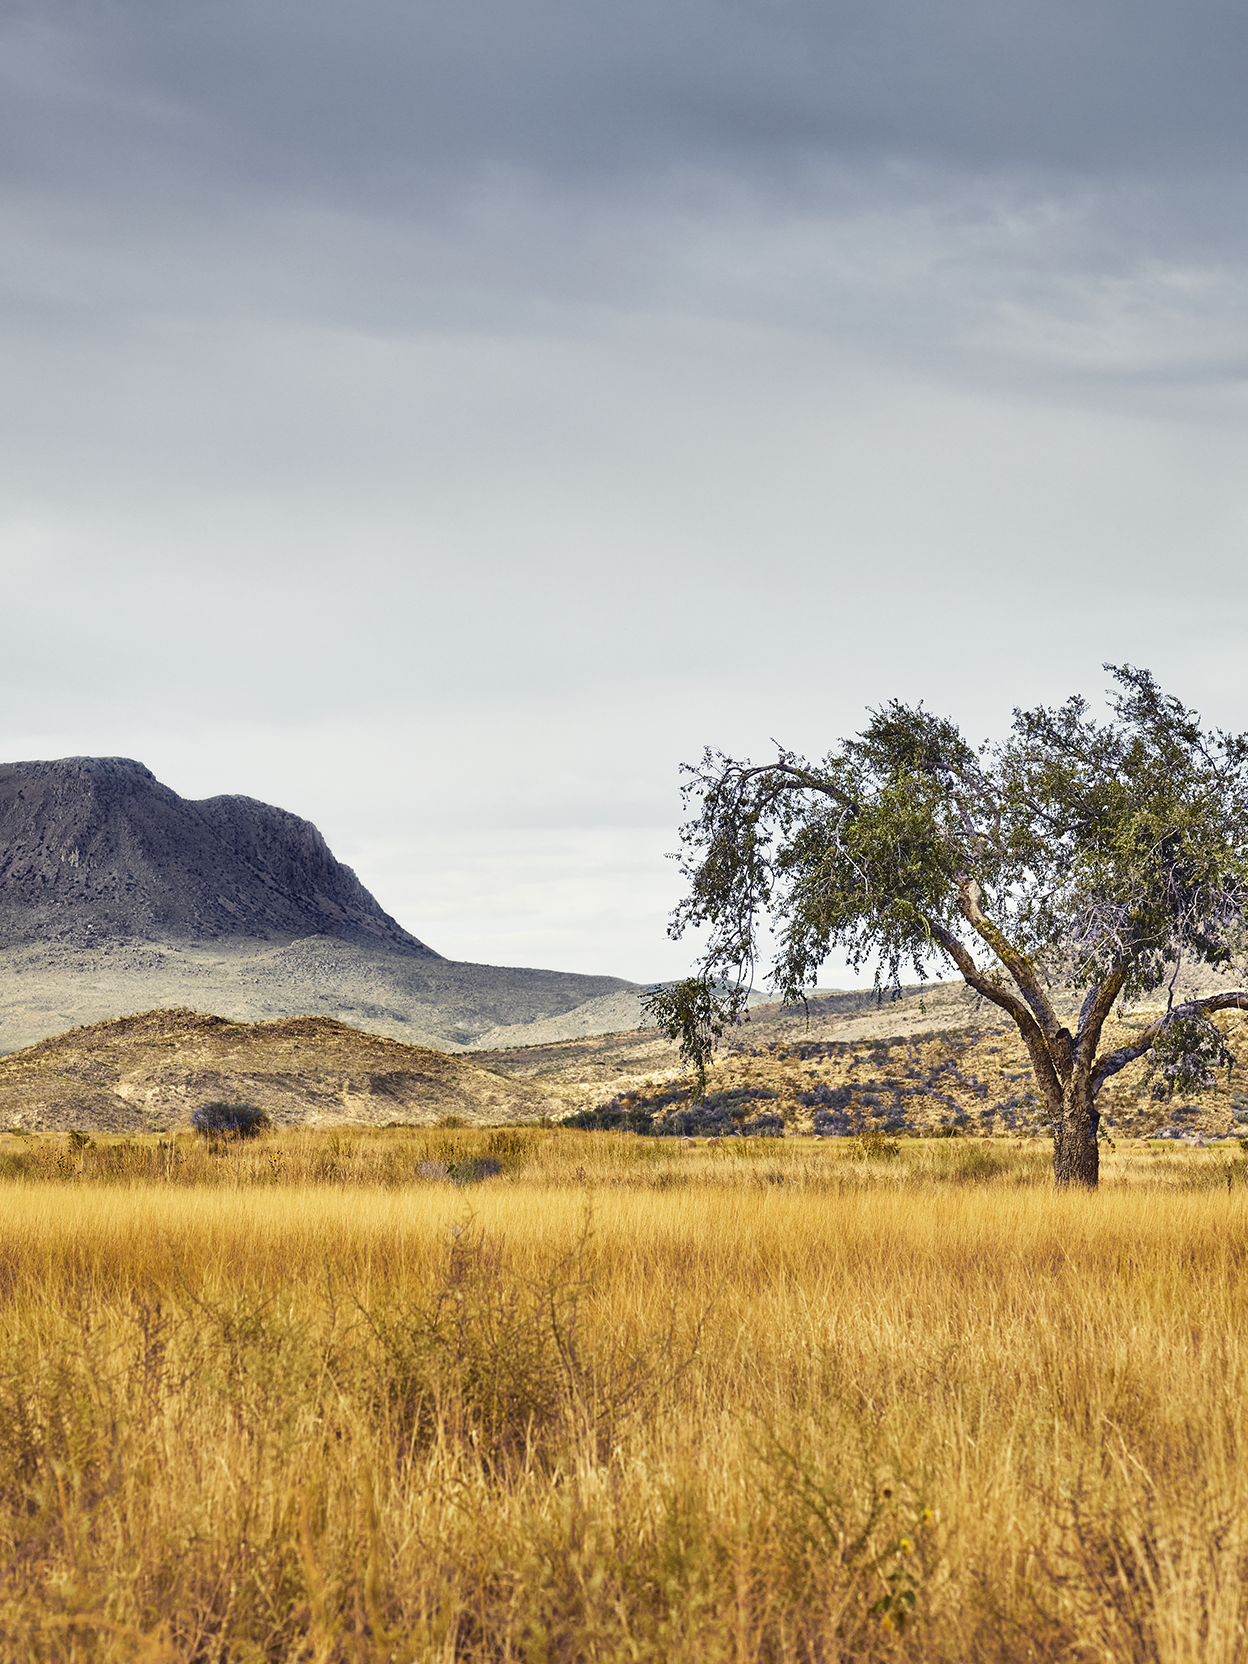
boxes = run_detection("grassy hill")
[0,1007,562,1133]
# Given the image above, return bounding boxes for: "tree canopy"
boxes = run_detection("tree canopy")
[642,666,1248,1186]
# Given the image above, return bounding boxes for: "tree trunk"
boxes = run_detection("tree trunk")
[1052,1078,1099,1188]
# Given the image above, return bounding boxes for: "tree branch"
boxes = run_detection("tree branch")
[956,878,1065,1045]
[1091,989,1248,1093]
[724,761,859,815]
[926,919,1026,1023]
[927,918,1067,1104]
[1074,963,1129,1070]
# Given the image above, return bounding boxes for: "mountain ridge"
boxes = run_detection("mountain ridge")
[0,756,434,953]
[0,757,638,1053]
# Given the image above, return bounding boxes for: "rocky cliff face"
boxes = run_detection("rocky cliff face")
[0,757,437,955]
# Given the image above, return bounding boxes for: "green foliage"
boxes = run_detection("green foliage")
[640,977,737,1090]
[1145,1012,1234,1100]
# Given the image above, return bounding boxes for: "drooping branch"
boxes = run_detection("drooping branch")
[714,760,859,817]
[1091,990,1248,1094]
[641,976,742,1091]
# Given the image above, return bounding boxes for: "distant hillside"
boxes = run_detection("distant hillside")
[0,758,637,1053]
[8,982,1244,1142]
[0,1008,563,1133]
[0,934,640,1056]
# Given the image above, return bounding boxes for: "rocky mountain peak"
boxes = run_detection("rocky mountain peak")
[0,756,438,956]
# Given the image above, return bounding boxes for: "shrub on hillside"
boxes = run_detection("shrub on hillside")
[191,1102,270,1139]
[736,1111,785,1137]
[567,1082,786,1138]
[562,1104,657,1134]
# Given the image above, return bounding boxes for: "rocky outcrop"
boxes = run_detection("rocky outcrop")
[0,757,436,955]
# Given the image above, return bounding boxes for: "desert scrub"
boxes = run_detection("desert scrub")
[363,1214,698,1472]
[190,1099,270,1137]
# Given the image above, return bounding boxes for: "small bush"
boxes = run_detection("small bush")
[564,1104,656,1134]
[955,1145,1012,1181]
[415,1157,503,1185]
[190,1102,270,1139]
[854,1131,901,1161]
[738,1111,786,1137]
[448,1157,502,1186]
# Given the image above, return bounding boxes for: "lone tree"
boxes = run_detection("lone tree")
[643,666,1248,1187]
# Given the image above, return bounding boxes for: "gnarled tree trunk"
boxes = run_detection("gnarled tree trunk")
[1052,1077,1099,1188]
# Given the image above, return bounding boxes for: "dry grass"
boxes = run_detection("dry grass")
[2,1139,1247,1661]
[3,1121,1244,1193]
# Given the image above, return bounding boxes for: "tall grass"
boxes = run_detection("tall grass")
[2,1123,1245,1192]
[1,1157,1246,1659]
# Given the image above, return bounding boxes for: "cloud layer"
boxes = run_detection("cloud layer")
[2,0,1247,982]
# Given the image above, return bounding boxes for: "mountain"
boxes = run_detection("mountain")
[0,756,432,952]
[0,758,637,1054]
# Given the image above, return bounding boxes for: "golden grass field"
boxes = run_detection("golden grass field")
[3,1129,1247,1662]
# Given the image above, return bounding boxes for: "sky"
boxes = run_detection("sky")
[2,0,1247,985]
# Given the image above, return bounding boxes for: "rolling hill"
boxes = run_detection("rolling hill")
[0,1007,562,1133]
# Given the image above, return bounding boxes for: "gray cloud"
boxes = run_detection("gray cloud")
[7,0,1248,196]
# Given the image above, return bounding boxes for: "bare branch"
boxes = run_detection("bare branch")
[722,760,859,814]
[1074,963,1129,1068]
[927,919,1067,1101]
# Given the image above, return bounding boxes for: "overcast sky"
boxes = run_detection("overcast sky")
[2,0,1247,984]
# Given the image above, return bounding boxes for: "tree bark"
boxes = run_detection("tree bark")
[1052,1077,1099,1188]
